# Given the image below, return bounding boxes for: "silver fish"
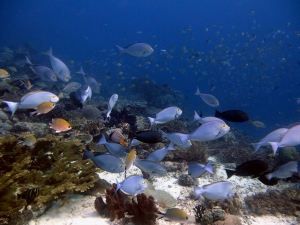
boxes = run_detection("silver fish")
[195,87,219,107]
[194,181,234,200]
[116,175,147,195]
[61,82,81,93]
[116,43,154,57]
[79,84,92,103]
[193,111,224,124]
[148,106,182,126]
[76,67,100,93]
[107,94,118,119]
[134,159,167,177]
[1,91,59,115]
[43,47,71,82]
[97,135,126,158]
[25,57,57,82]
[265,161,300,180]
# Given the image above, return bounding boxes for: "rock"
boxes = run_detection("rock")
[12,122,48,137]
[178,174,194,186]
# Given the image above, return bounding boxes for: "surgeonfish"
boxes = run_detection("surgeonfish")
[43,47,71,82]
[148,106,182,126]
[49,118,72,133]
[269,125,300,155]
[161,131,192,148]
[225,160,268,179]
[193,111,224,124]
[251,128,288,152]
[188,161,214,178]
[116,43,154,57]
[134,159,167,177]
[129,139,143,148]
[25,56,57,82]
[83,149,124,173]
[194,87,219,107]
[146,143,175,162]
[129,130,163,144]
[29,102,55,116]
[97,135,126,158]
[194,181,234,200]
[76,67,100,93]
[1,91,59,115]
[264,161,300,180]
[107,94,118,119]
[78,84,92,103]
[115,175,147,195]
[215,110,249,122]
[157,208,189,222]
[179,121,230,145]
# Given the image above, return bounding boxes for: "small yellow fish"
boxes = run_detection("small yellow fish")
[119,71,123,75]
[50,118,72,133]
[130,84,135,88]
[144,80,149,84]
[125,149,136,171]
[105,75,110,79]
[120,87,125,91]
[19,134,36,147]
[8,66,17,72]
[158,208,190,222]
[116,84,121,87]
[68,60,74,64]
[249,120,266,128]
[20,80,34,90]
[116,63,122,66]
[0,69,10,78]
[30,102,56,116]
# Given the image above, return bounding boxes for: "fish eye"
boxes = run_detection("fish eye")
[186,216,188,219]
[68,126,71,128]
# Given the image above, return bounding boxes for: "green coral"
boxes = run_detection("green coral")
[0,134,101,217]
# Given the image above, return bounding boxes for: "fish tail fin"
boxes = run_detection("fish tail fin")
[251,142,262,152]
[296,98,300,105]
[205,161,214,174]
[225,169,236,179]
[29,111,37,117]
[193,111,201,121]
[178,133,189,146]
[161,130,167,138]
[148,117,155,126]
[2,101,20,115]
[193,186,204,200]
[58,92,64,99]
[265,172,272,180]
[82,149,93,160]
[76,66,85,75]
[42,47,52,56]
[115,45,124,57]
[25,56,33,66]
[215,110,222,118]
[194,87,201,96]
[167,142,175,151]
[97,135,107,145]
[106,113,111,120]
[268,142,279,155]
[115,179,121,195]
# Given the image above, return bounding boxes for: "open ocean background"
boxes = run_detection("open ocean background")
[1,0,300,140]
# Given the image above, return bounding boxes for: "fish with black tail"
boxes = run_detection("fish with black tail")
[225,160,268,179]
[215,109,249,122]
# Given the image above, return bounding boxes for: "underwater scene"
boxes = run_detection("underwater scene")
[1,0,300,224]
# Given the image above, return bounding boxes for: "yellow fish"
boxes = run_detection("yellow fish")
[120,87,125,91]
[50,118,72,133]
[0,69,10,78]
[125,149,136,171]
[30,102,56,116]
[8,66,17,72]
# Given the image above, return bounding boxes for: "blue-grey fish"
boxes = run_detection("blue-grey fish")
[193,111,224,124]
[194,181,234,200]
[78,84,92,103]
[269,125,300,155]
[129,138,142,148]
[107,94,118,119]
[1,91,59,115]
[195,87,219,107]
[134,159,167,177]
[83,149,124,173]
[43,47,71,82]
[180,121,230,144]
[251,128,288,152]
[76,67,100,93]
[97,135,126,158]
[116,43,154,57]
[161,131,192,148]
[148,106,182,126]
[265,161,300,180]
[157,208,189,222]
[25,57,57,82]
[58,82,82,98]
[116,175,147,195]
[188,161,214,178]
[146,143,175,162]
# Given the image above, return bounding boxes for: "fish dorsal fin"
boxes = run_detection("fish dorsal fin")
[21,90,43,101]
[125,42,141,48]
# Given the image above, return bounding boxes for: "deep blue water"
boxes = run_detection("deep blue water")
[1,0,300,140]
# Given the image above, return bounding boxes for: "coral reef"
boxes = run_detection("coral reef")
[153,119,189,134]
[278,146,300,163]
[0,134,101,218]
[282,187,300,202]
[194,204,206,223]
[103,107,137,131]
[244,190,296,215]
[178,174,195,186]
[82,105,103,120]
[126,193,158,225]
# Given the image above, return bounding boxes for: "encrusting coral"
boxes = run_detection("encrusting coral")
[0,134,101,219]
[95,184,158,224]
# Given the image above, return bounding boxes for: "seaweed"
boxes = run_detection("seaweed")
[0,134,101,218]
